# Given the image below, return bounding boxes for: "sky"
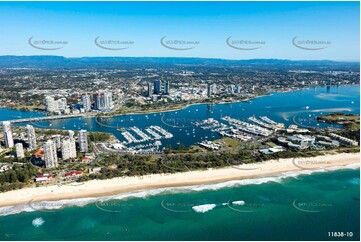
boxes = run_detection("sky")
[0,1,359,61]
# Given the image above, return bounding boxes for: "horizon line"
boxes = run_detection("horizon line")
[0,55,359,63]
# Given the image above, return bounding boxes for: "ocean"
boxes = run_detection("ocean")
[0,166,359,240]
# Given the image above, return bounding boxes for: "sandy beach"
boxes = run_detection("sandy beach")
[0,152,359,208]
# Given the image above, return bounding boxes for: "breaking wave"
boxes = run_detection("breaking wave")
[32,217,45,227]
[0,163,359,216]
[192,204,216,213]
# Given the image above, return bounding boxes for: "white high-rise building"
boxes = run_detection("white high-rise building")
[44,96,56,112]
[58,97,67,111]
[103,92,113,110]
[61,138,77,160]
[44,96,67,113]
[68,130,75,139]
[15,143,25,158]
[26,124,37,150]
[82,93,92,112]
[78,130,88,153]
[2,121,14,148]
[53,134,62,149]
[61,130,76,160]
[43,140,58,168]
[93,92,113,111]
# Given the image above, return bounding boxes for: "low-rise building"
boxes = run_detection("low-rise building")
[89,167,101,174]
[260,146,284,154]
[315,140,340,147]
[0,164,11,173]
[277,135,315,150]
[198,141,221,150]
[65,170,83,178]
[329,133,358,146]
[35,173,54,183]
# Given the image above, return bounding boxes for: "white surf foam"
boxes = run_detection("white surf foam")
[1,162,359,216]
[192,204,216,213]
[32,217,45,227]
[0,204,35,216]
[232,200,245,206]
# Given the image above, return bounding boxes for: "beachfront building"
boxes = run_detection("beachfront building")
[260,146,284,154]
[329,133,359,146]
[315,140,340,147]
[61,130,77,160]
[69,131,76,156]
[89,167,101,174]
[26,124,37,150]
[68,130,75,139]
[2,121,14,148]
[65,170,83,179]
[78,130,88,153]
[15,143,25,158]
[43,140,58,168]
[35,173,54,183]
[0,164,11,173]
[277,135,315,150]
[53,134,62,149]
[61,138,77,160]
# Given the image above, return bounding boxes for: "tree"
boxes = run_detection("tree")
[7,170,18,183]
[16,170,29,183]
[0,173,6,184]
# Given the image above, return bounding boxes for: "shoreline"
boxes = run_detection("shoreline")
[1,95,265,127]
[2,84,358,121]
[96,93,269,118]
[0,85,310,119]
[1,94,265,118]
[0,152,359,209]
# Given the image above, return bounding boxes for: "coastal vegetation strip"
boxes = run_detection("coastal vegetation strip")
[0,152,359,208]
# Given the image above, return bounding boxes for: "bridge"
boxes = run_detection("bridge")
[2,113,94,124]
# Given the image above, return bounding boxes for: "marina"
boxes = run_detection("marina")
[194,115,280,140]
[0,85,359,151]
[119,125,174,154]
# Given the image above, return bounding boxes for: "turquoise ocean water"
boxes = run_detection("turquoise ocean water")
[0,167,359,240]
